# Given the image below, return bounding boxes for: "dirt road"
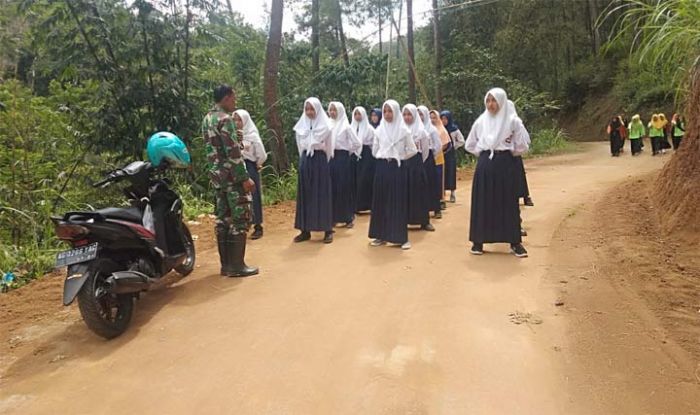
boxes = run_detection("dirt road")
[1,143,698,414]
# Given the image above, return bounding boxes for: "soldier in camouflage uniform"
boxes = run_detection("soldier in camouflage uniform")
[202,85,258,277]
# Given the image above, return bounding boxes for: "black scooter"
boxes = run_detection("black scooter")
[52,161,195,339]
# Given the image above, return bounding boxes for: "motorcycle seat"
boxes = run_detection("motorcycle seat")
[96,207,143,223]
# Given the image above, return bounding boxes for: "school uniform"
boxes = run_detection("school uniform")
[466,89,530,246]
[234,110,267,229]
[418,106,443,215]
[440,111,466,193]
[627,116,644,155]
[369,100,418,246]
[403,104,432,227]
[431,110,451,206]
[648,120,664,156]
[672,118,685,150]
[353,107,378,213]
[294,98,334,233]
[328,102,362,225]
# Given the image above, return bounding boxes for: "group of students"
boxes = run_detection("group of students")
[292,98,466,249]
[292,87,532,257]
[608,113,686,157]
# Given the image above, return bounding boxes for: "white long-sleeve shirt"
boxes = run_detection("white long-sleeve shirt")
[466,117,530,157]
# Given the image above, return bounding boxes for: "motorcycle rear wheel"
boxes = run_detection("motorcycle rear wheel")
[77,259,134,339]
[174,224,195,277]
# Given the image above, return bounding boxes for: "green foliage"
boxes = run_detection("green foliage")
[528,128,572,156]
[603,0,700,100]
[261,165,299,206]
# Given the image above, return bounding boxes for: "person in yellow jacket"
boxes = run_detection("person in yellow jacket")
[648,114,665,156]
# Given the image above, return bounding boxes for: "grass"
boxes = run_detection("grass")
[528,128,573,156]
[261,165,298,206]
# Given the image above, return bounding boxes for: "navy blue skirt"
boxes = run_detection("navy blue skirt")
[355,145,376,212]
[424,151,441,213]
[444,144,457,191]
[407,154,430,226]
[330,149,356,224]
[295,151,333,232]
[514,156,530,199]
[369,159,409,244]
[469,151,521,244]
[245,159,263,225]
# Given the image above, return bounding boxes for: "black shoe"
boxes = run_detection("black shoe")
[441,201,447,210]
[323,231,334,244]
[434,211,442,219]
[524,196,534,207]
[422,223,436,232]
[511,243,528,258]
[470,243,484,255]
[251,225,263,240]
[346,221,354,229]
[521,228,528,237]
[293,231,311,243]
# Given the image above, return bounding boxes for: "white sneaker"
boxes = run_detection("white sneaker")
[370,239,385,247]
[401,242,412,250]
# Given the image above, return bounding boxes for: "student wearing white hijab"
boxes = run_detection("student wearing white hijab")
[293,97,334,244]
[465,88,530,258]
[233,109,267,240]
[418,105,443,219]
[369,100,418,250]
[328,101,362,228]
[403,104,435,232]
[351,107,377,213]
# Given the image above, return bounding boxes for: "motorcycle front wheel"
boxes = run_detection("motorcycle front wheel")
[77,259,134,339]
[174,223,195,277]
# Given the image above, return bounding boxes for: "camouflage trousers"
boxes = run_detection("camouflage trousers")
[215,186,252,235]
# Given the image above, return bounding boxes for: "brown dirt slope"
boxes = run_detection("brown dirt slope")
[654,71,700,243]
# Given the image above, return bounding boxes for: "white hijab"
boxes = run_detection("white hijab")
[329,101,350,139]
[294,97,331,143]
[402,104,425,141]
[376,100,410,146]
[418,105,442,153]
[350,107,375,146]
[473,87,517,158]
[417,105,436,136]
[233,109,262,144]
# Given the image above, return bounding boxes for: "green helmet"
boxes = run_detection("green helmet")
[147,132,191,168]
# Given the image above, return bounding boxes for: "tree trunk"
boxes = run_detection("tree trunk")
[396,0,402,59]
[432,0,442,108]
[587,0,601,55]
[183,0,191,133]
[264,0,289,173]
[378,6,382,55]
[311,0,320,73]
[226,0,234,18]
[336,0,349,66]
[406,0,416,103]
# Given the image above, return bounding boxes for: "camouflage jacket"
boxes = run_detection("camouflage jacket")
[201,105,250,190]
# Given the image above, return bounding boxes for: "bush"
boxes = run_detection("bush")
[528,128,571,156]
[262,165,298,206]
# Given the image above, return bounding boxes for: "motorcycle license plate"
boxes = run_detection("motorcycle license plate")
[55,243,98,268]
